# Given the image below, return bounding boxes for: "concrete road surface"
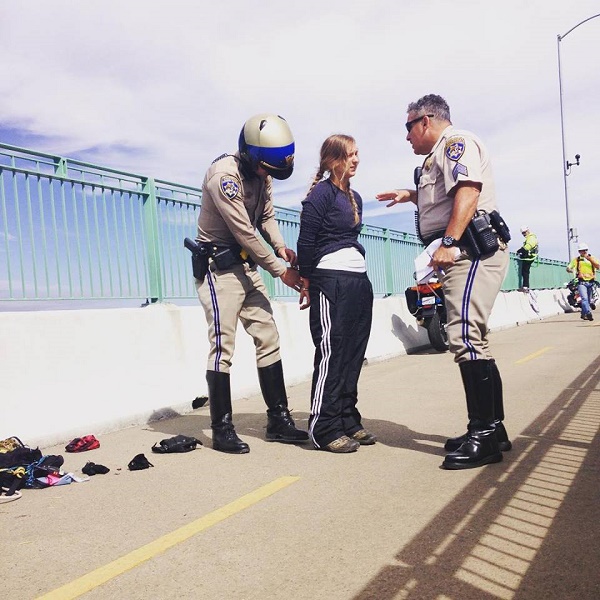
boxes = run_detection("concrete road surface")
[2,312,599,600]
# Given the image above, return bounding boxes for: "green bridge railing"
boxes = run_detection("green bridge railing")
[0,143,567,306]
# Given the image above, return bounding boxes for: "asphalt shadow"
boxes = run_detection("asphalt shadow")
[145,408,448,457]
[350,354,600,600]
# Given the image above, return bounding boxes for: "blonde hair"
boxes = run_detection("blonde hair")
[306,134,359,225]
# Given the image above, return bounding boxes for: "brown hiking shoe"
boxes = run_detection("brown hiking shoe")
[324,435,360,453]
[350,429,377,445]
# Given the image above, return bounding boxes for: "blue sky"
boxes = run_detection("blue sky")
[1,0,599,262]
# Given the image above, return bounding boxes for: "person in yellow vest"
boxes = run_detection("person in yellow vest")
[566,242,599,321]
[516,226,538,291]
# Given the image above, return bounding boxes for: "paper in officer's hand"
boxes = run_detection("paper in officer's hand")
[414,250,435,284]
[414,238,459,283]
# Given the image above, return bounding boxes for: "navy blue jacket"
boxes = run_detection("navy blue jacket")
[297,179,365,278]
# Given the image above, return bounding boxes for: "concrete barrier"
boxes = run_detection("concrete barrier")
[0,288,571,447]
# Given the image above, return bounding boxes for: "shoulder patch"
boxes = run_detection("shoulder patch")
[445,137,465,161]
[452,163,468,181]
[219,175,241,200]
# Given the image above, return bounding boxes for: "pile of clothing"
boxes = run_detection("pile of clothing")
[0,436,85,503]
[0,433,202,503]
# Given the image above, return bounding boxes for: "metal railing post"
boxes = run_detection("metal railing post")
[383,228,394,296]
[54,157,68,177]
[142,177,163,302]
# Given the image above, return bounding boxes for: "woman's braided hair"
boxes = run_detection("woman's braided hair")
[305,134,359,225]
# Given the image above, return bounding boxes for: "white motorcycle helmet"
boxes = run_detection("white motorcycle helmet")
[238,114,295,180]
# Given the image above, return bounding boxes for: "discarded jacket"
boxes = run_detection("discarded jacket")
[65,435,100,453]
[151,434,202,454]
[0,443,42,469]
[0,436,43,495]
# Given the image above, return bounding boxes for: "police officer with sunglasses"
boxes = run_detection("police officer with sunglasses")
[377,94,511,470]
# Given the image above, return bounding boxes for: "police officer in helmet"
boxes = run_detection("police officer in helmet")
[194,113,308,453]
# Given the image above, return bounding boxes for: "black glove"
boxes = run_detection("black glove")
[128,453,154,470]
[82,462,110,476]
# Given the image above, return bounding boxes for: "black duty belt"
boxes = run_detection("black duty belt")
[421,230,447,247]
[208,243,255,270]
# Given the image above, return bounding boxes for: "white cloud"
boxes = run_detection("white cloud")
[1,0,599,261]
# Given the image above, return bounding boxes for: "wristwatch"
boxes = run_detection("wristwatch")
[441,235,457,248]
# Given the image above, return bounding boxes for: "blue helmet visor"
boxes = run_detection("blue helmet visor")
[248,141,295,180]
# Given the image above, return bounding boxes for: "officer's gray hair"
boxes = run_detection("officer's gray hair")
[407,94,452,123]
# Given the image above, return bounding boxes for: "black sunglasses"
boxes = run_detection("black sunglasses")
[405,114,434,133]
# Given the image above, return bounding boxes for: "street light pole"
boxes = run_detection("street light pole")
[557,13,600,262]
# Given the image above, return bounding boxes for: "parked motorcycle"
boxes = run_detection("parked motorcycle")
[405,277,449,352]
[566,278,599,311]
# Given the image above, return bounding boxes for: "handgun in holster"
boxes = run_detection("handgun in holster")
[184,238,210,282]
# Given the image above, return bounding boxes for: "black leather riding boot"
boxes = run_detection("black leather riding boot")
[489,360,512,451]
[257,361,309,443]
[444,359,512,452]
[206,370,249,454]
[442,360,502,470]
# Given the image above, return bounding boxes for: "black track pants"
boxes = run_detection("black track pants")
[308,269,373,448]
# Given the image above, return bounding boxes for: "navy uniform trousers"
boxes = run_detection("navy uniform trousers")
[308,269,373,448]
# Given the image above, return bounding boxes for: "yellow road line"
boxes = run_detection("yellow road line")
[515,346,553,364]
[37,476,300,600]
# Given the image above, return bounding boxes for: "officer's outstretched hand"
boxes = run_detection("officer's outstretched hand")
[278,247,298,267]
[280,267,302,292]
[376,189,413,207]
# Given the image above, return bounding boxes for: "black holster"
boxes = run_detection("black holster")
[460,212,499,258]
[184,238,210,282]
[419,210,510,255]
[460,210,511,259]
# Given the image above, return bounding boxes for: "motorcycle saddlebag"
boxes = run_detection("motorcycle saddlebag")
[405,287,419,315]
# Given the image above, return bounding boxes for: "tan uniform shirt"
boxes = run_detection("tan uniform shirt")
[417,125,497,238]
[197,153,287,277]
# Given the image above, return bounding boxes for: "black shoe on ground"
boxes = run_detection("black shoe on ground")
[212,426,250,454]
[442,431,503,470]
[266,410,309,443]
[445,421,512,452]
